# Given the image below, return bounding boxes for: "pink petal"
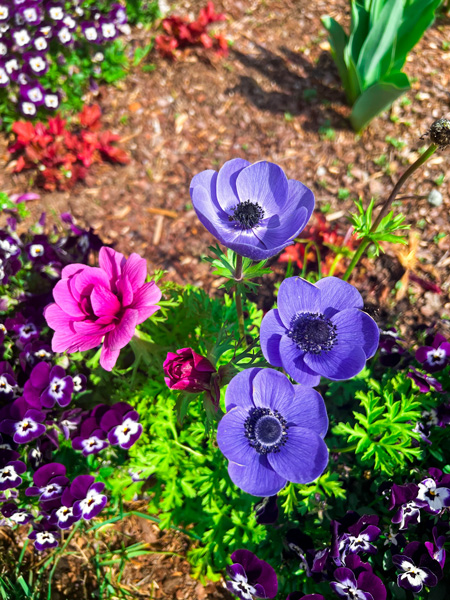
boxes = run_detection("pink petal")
[73,266,111,296]
[52,330,103,353]
[100,346,121,371]
[90,285,121,317]
[117,275,134,307]
[44,303,80,331]
[122,253,147,290]
[104,309,138,351]
[52,280,85,318]
[61,264,89,279]
[131,281,162,310]
[99,247,125,281]
[73,320,116,336]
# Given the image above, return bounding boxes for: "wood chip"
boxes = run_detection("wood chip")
[153,215,164,245]
[147,207,178,218]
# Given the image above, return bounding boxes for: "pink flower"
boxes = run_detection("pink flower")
[163,348,220,406]
[44,247,161,371]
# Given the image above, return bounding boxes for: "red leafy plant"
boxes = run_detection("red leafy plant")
[279,213,357,276]
[8,105,130,192]
[155,2,228,60]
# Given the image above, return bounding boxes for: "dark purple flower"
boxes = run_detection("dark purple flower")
[0,363,17,400]
[0,450,26,492]
[286,595,324,600]
[81,21,100,42]
[72,373,87,393]
[260,277,379,386]
[416,333,450,373]
[226,549,278,599]
[217,368,329,497]
[330,559,386,600]
[190,159,314,261]
[407,367,442,393]
[19,4,42,25]
[254,495,279,525]
[1,502,33,525]
[417,469,450,513]
[286,529,318,578]
[378,329,408,368]
[383,527,406,549]
[68,475,107,520]
[59,408,83,440]
[5,313,40,345]
[25,462,68,502]
[0,397,46,443]
[20,82,45,105]
[72,417,108,456]
[393,542,442,593]
[29,524,59,551]
[163,347,219,406]
[19,341,52,370]
[24,362,73,408]
[100,402,142,450]
[28,436,55,470]
[425,526,446,569]
[48,488,80,530]
[340,515,381,558]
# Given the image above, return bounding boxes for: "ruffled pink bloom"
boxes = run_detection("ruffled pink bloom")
[44,247,161,371]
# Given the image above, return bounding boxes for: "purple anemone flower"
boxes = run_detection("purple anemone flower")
[100,402,142,450]
[68,475,107,520]
[0,450,26,492]
[25,463,68,503]
[217,368,329,497]
[330,558,386,600]
[393,542,442,593]
[72,417,108,456]
[190,159,314,261]
[260,277,379,386]
[226,549,278,600]
[0,397,46,443]
[416,333,450,373]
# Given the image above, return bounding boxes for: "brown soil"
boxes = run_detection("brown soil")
[1,0,450,596]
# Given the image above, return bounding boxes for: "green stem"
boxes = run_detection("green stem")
[342,143,438,281]
[234,254,247,348]
[327,253,342,277]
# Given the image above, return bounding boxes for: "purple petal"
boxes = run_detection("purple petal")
[33,462,66,486]
[278,335,321,386]
[90,285,121,317]
[331,308,380,359]
[315,277,364,316]
[235,161,288,217]
[260,309,285,367]
[217,407,255,466]
[277,277,320,328]
[122,253,147,290]
[191,184,227,242]
[225,368,261,410]
[252,369,294,411]
[267,427,328,484]
[99,247,125,281]
[286,387,328,436]
[228,454,286,497]
[216,158,251,212]
[304,343,367,381]
[259,206,308,248]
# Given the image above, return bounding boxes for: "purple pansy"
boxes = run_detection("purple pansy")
[425,526,447,569]
[190,159,314,261]
[25,463,68,503]
[1,502,33,525]
[393,542,442,593]
[59,408,83,440]
[417,468,450,513]
[330,556,386,600]
[0,397,46,443]
[5,313,40,345]
[339,515,381,559]
[72,417,108,456]
[254,495,279,525]
[217,368,329,497]
[19,341,52,370]
[260,277,379,386]
[100,402,142,450]
[416,333,450,373]
[67,475,107,520]
[226,549,278,600]
[378,328,408,368]
[29,524,59,551]
[0,450,26,491]
[0,362,17,400]
[24,362,73,408]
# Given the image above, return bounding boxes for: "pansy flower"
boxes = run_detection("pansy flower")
[417,468,450,514]
[19,4,42,25]
[260,277,379,386]
[33,35,48,52]
[19,341,52,370]
[0,361,17,400]
[25,462,68,503]
[100,18,117,39]
[330,555,386,600]
[0,5,9,21]
[100,402,143,450]
[425,526,447,569]
[72,417,108,456]
[20,82,45,105]
[393,541,442,593]
[0,397,46,443]
[339,514,381,559]
[226,549,278,600]
[72,374,87,393]
[416,333,450,373]
[217,368,329,497]
[190,159,314,261]
[56,26,72,45]
[19,100,37,117]
[50,490,79,529]
[43,90,60,110]
[12,28,31,47]
[29,525,59,551]
[6,313,40,345]
[407,367,442,393]
[47,4,65,21]
[0,449,26,492]
[1,502,33,525]
[68,475,107,520]
[24,361,73,408]
[81,21,100,42]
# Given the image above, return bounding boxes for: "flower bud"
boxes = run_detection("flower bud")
[163,347,217,397]
[428,118,450,149]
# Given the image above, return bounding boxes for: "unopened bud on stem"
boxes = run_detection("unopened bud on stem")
[423,118,450,150]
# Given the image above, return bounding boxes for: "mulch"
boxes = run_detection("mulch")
[1,0,450,596]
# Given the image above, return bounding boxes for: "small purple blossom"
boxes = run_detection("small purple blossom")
[0,397,46,443]
[226,549,278,600]
[217,368,329,497]
[425,526,447,569]
[1,502,33,525]
[29,524,59,551]
[416,333,450,373]
[407,367,442,393]
[24,361,73,408]
[417,468,450,513]
[254,495,279,525]
[393,542,442,593]
[72,417,108,456]
[0,450,26,491]
[100,402,142,450]
[68,475,107,520]
[190,159,314,261]
[260,277,379,385]
[25,463,68,503]
[330,556,386,600]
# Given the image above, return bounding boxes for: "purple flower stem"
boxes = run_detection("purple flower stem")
[234,253,247,349]
[342,143,438,281]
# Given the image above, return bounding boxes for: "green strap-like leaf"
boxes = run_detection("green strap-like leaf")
[356,0,403,89]
[321,16,351,95]
[393,0,441,71]
[349,1,370,63]
[349,71,410,131]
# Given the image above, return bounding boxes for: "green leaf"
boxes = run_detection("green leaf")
[321,16,351,97]
[349,71,410,132]
[349,1,370,62]
[356,0,403,88]
[393,0,440,70]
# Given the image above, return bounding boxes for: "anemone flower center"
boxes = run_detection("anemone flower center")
[288,311,337,354]
[244,407,288,454]
[229,200,265,230]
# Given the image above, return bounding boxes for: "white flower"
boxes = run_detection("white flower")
[13,29,30,46]
[23,7,38,22]
[49,7,64,20]
[0,466,17,483]
[101,22,116,38]
[114,418,140,446]
[45,94,59,108]
[34,36,48,51]
[22,102,36,116]
[0,375,15,396]
[0,68,8,86]
[84,26,98,41]
[0,5,9,20]
[5,59,19,74]
[417,478,450,513]
[57,26,71,44]
[30,56,47,72]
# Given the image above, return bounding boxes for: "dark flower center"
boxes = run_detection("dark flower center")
[288,312,337,354]
[229,200,265,229]
[244,407,288,454]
